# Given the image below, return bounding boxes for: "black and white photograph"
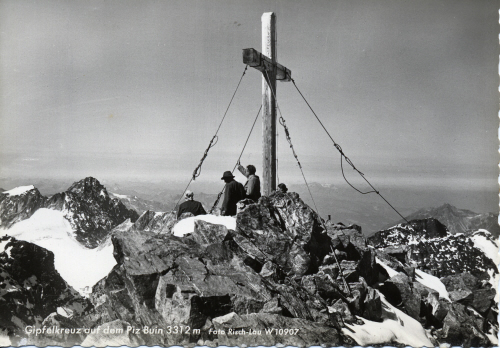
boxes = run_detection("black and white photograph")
[0,0,498,347]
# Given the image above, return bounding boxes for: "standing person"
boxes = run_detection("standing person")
[220,171,245,216]
[177,190,206,219]
[237,161,261,202]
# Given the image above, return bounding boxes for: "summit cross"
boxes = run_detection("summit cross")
[242,12,292,196]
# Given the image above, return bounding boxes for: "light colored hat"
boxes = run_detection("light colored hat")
[184,190,194,199]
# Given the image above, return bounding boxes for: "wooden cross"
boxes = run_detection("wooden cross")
[242,12,292,196]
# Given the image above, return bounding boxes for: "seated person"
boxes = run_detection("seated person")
[177,190,206,219]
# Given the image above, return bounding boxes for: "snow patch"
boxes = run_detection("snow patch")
[111,192,129,200]
[415,269,451,302]
[342,293,433,347]
[0,329,11,346]
[376,257,450,302]
[471,231,500,264]
[172,214,236,237]
[2,185,35,196]
[486,325,499,345]
[2,208,116,295]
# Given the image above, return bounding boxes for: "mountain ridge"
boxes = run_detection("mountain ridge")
[389,203,499,237]
[1,177,139,248]
[0,177,498,346]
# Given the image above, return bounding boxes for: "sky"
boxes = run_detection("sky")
[0,0,498,210]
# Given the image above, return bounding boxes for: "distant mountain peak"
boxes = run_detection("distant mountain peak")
[1,177,139,249]
[66,176,106,193]
[393,203,499,237]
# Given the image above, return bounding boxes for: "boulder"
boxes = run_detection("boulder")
[329,299,356,324]
[313,270,344,303]
[425,292,449,324]
[327,228,367,260]
[363,287,382,322]
[132,210,177,234]
[346,279,368,315]
[471,288,496,314]
[379,273,421,320]
[259,297,282,315]
[382,245,408,264]
[440,303,490,347]
[192,219,229,245]
[236,201,309,276]
[449,289,473,303]
[339,260,358,282]
[441,273,479,292]
[356,248,379,285]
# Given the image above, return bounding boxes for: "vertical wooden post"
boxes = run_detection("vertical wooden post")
[262,12,277,196]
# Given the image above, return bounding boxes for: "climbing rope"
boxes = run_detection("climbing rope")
[263,70,352,295]
[291,78,409,224]
[174,65,249,210]
[210,105,262,213]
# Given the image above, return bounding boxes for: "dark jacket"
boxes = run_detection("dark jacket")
[237,165,261,202]
[177,200,206,219]
[221,179,245,216]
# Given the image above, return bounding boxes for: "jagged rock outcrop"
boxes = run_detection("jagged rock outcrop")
[129,210,177,234]
[1,188,497,347]
[368,220,498,280]
[75,192,342,346]
[45,177,139,248]
[368,219,498,346]
[0,186,46,228]
[0,236,91,345]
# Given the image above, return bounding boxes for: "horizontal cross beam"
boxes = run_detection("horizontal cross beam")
[242,48,292,82]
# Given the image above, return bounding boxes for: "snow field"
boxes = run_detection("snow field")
[376,257,450,301]
[342,293,433,347]
[172,214,237,237]
[415,269,451,301]
[2,208,116,295]
[2,185,35,196]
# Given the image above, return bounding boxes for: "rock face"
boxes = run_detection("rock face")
[1,189,497,347]
[1,177,139,249]
[368,219,498,346]
[45,177,139,248]
[368,220,498,280]
[0,236,91,345]
[0,187,46,228]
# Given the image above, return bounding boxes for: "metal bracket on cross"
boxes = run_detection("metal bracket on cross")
[242,48,292,81]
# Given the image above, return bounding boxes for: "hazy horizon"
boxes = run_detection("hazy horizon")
[1,0,498,221]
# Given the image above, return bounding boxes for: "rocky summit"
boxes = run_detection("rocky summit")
[0,186,498,347]
[1,177,139,248]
